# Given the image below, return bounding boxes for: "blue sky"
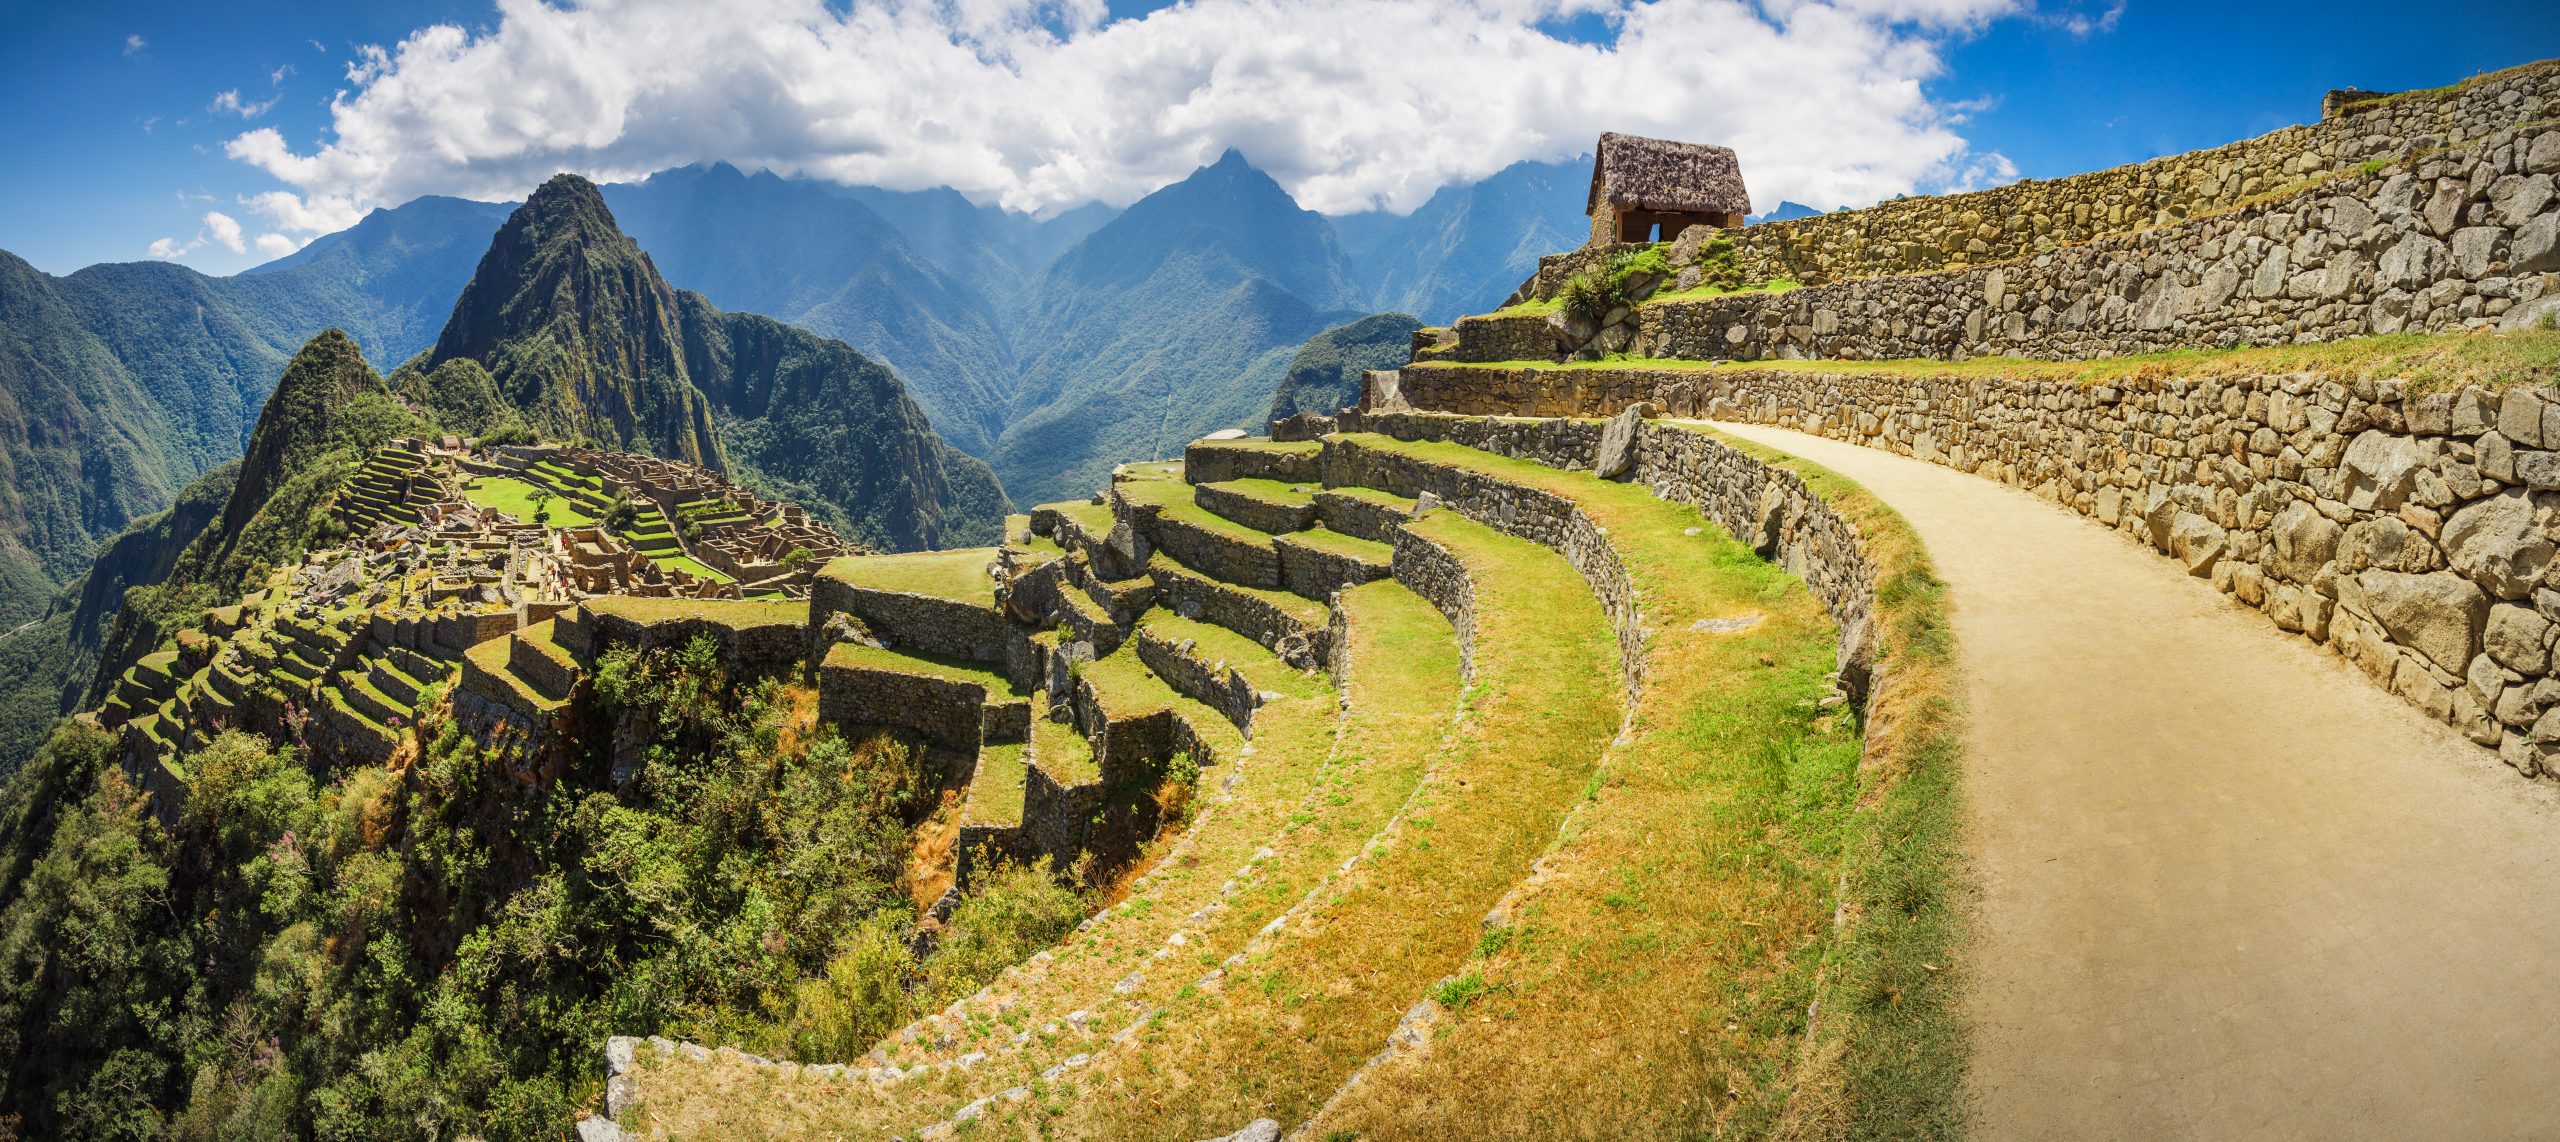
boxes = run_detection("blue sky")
[2,0,2554,277]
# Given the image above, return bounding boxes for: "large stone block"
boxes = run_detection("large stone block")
[2358,569,2489,674]
[2440,489,2555,599]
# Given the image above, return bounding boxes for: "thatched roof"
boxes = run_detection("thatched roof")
[1586,132,1751,217]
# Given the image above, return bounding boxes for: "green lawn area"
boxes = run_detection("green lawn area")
[817,549,997,603]
[651,553,734,583]
[465,476,597,527]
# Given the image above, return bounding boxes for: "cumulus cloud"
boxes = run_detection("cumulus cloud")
[254,232,306,258]
[211,89,279,118]
[229,0,2031,235]
[146,235,196,259]
[203,210,247,253]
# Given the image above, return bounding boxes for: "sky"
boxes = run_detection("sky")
[1,0,2554,277]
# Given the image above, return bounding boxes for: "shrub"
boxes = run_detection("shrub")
[1557,273,1611,324]
[924,857,1085,1004]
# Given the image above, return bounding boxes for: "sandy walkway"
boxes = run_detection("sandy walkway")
[1710,421,2560,1141]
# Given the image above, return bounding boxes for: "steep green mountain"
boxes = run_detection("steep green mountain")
[994,150,1364,504]
[88,331,426,700]
[1265,311,1424,422]
[1330,158,1590,326]
[411,173,1005,552]
[602,165,1016,455]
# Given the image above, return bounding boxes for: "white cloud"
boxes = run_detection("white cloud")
[203,210,247,253]
[272,64,297,85]
[147,235,197,259]
[254,232,306,258]
[211,89,280,118]
[123,34,146,57]
[229,0,2029,231]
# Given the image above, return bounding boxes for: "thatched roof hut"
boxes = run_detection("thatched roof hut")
[1584,132,1751,245]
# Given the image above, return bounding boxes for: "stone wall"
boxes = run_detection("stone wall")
[1391,362,2560,781]
[1387,525,1478,679]
[1148,562,1334,669]
[1496,60,2558,303]
[1354,415,1882,699]
[817,652,1009,751]
[1331,437,1647,697]
[1434,117,2560,366]
[811,578,1014,664]
[1133,625,1264,735]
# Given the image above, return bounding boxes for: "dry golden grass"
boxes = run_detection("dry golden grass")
[1030,507,1624,1140]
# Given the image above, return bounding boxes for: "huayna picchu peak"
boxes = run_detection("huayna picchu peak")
[5,25,2560,1142]
[404,173,1007,553]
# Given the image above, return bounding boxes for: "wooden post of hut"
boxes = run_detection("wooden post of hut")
[1584,132,1752,247]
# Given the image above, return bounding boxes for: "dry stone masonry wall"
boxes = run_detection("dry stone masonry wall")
[1384,363,2560,781]
[1436,116,2560,366]
[1355,412,1885,700]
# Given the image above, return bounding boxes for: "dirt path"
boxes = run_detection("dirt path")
[1710,421,2560,1141]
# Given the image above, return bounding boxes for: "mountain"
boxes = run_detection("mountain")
[246,194,516,366]
[600,165,1017,455]
[411,174,1006,552]
[1266,312,1424,422]
[1752,200,1825,223]
[1332,158,1591,326]
[994,150,1365,504]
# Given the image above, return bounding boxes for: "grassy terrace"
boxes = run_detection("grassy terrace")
[1035,505,1620,1139]
[1437,326,2560,392]
[1274,525,1391,560]
[464,475,597,527]
[622,580,1462,1139]
[1260,434,1878,1137]
[1136,611,1305,694]
[1028,697,1100,787]
[963,742,1030,828]
[818,549,998,604]
[822,642,1012,691]
[1146,553,1331,631]
[581,596,806,629]
[1038,498,1117,542]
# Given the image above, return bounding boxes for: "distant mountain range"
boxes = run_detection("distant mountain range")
[0,151,1607,765]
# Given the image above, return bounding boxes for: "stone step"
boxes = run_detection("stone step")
[818,643,1031,751]
[1275,526,1397,601]
[1315,485,1422,542]
[1194,478,1320,534]
[1183,438,1322,485]
[507,619,581,701]
[1131,612,1296,735]
[1146,553,1333,670]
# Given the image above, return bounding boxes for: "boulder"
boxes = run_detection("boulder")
[2341,430,2429,511]
[2269,499,2343,581]
[2358,569,2489,673]
[1269,411,1337,442]
[2168,512,2226,577]
[2440,489,2555,598]
[1594,402,1656,481]
[2486,602,2553,674]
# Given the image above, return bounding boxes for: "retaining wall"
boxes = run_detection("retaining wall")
[1389,362,2560,781]
[1441,117,2560,366]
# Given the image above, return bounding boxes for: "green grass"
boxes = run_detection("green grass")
[582,596,806,629]
[1437,326,2560,393]
[464,475,597,527]
[963,742,1030,828]
[616,580,1455,1141]
[1273,526,1391,562]
[648,553,733,584]
[818,549,999,604]
[822,642,1014,692]
[1029,699,1099,786]
[1641,275,1803,305]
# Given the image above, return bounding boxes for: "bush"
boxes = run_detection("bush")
[1558,273,1610,324]
[924,857,1085,1004]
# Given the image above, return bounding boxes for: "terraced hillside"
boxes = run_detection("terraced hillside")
[577,412,1960,1139]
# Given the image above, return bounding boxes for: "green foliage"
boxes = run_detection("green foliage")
[0,629,960,1137]
[921,859,1086,1006]
[1557,273,1610,324]
[1264,312,1423,423]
